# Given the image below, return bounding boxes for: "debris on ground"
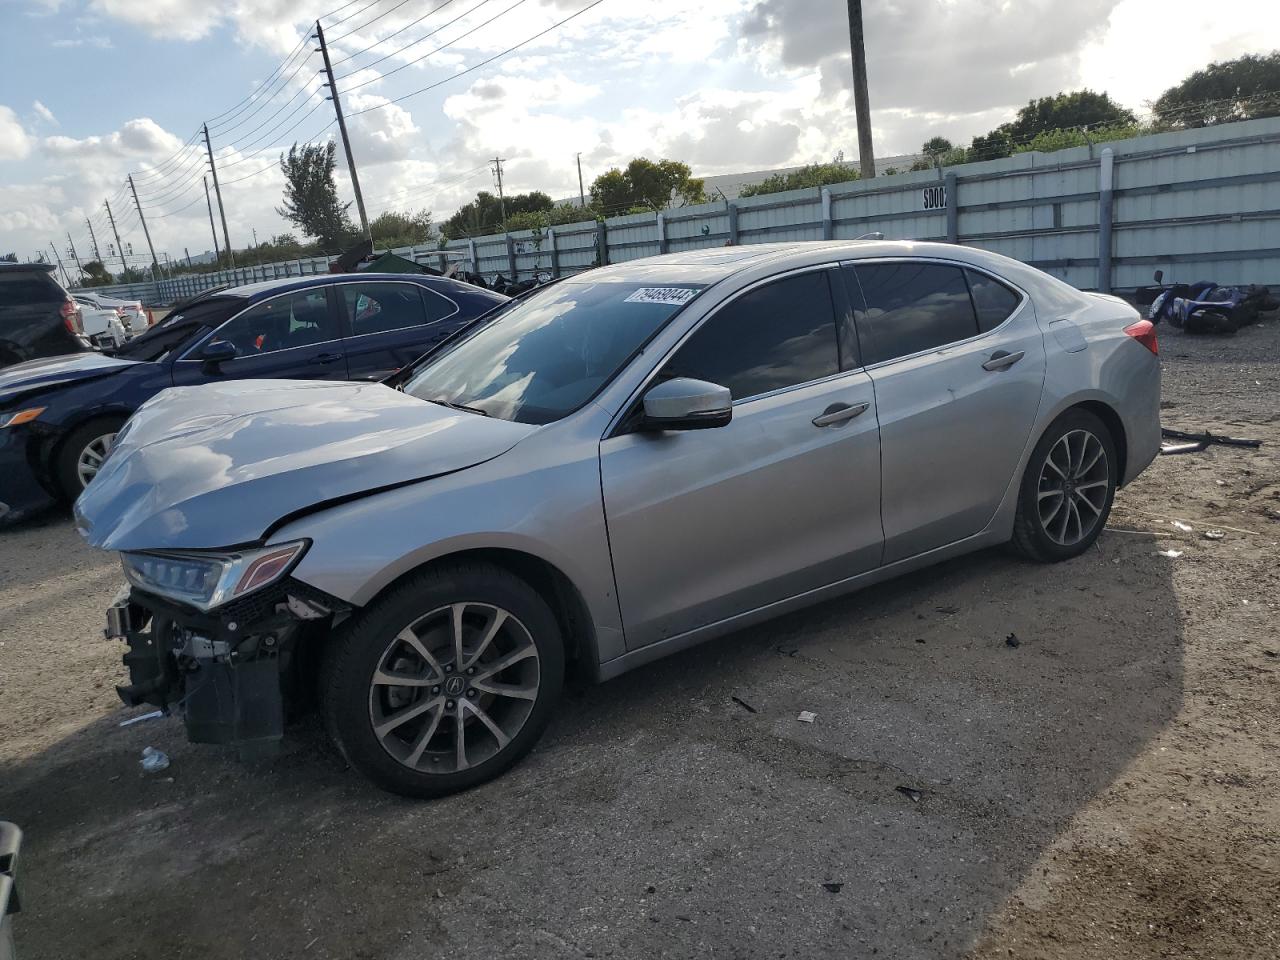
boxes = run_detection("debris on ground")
[1263,650,1278,659]
[774,645,799,657]
[935,605,959,615]
[821,882,844,894]
[119,709,164,728]
[1005,633,1021,648]
[1157,549,1184,558]
[1204,529,1226,540]
[895,786,923,803]
[1160,427,1263,455]
[797,711,817,723]
[730,696,757,714]
[140,746,170,773]
[1172,520,1194,532]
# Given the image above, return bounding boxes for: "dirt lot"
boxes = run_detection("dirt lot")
[1,320,1277,960]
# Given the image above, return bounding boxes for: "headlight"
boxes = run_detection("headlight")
[0,407,45,428]
[120,540,309,612]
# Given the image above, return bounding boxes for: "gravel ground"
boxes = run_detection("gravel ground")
[1,318,1277,960]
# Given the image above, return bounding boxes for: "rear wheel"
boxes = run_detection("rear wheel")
[321,562,564,798]
[1011,409,1116,562]
[55,416,126,500]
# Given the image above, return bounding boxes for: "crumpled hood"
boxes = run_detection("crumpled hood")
[75,379,535,551]
[0,352,136,405]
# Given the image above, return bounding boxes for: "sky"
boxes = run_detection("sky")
[1,0,1276,271]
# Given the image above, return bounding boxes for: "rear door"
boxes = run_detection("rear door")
[844,259,1046,563]
[170,286,350,385]
[334,280,460,380]
[600,267,883,650]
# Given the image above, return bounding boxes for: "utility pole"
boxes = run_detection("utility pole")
[202,122,235,267]
[203,175,223,266]
[66,233,84,283]
[127,174,162,284]
[103,199,127,272]
[491,156,508,231]
[846,0,876,179]
[575,153,586,209]
[316,20,370,240]
[252,227,262,265]
[184,247,193,269]
[85,218,102,262]
[49,243,72,287]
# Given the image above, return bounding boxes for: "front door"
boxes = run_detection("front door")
[600,268,883,650]
[171,286,349,385]
[844,260,1046,563]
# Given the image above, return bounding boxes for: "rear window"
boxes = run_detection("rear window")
[0,273,63,307]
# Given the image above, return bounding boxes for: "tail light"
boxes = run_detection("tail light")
[1124,319,1158,355]
[60,298,83,335]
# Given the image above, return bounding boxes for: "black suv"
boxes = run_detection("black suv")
[0,263,89,368]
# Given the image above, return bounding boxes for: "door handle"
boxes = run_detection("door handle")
[309,352,344,365]
[812,401,870,427]
[982,349,1024,371]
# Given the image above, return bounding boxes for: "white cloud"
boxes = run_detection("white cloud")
[32,100,59,127]
[0,107,34,162]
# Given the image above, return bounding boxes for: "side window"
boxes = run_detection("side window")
[340,282,440,336]
[664,271,839,401]
[966,269,1022,332]
[211,289,337,357]
[847,262,978,365]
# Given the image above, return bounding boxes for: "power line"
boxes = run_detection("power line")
[219,99,331,168]
[217,81,324,154]
[219,121,338,185]
[328,0,419,44]
[347,0,610,117]
[205,37,314,129]
[128,128,205,180]
[210,51,318,141]
[323,0,386,31]
[330,0,462,67]
[339,0,529,90]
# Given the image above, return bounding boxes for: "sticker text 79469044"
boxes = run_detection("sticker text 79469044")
[623,287,699,306]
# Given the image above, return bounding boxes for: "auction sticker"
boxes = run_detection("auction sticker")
[624,287,699,306]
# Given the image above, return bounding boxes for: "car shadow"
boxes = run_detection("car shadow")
[1,529,1181,960]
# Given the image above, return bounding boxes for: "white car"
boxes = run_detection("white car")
[75,292,146,336]
[73,296,131,349]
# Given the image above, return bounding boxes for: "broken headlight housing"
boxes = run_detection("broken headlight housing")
[120,540,309,612]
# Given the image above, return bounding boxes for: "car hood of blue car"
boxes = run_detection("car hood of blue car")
[74,378,536,552]
[0,352,137,404]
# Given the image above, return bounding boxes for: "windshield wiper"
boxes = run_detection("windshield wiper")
[424,396,489,417]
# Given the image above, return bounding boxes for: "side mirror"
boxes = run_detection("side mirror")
[639,377,732,431]
[1153,269,1164,284]
[200,339,237,374]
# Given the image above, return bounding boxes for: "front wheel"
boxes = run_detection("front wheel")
[55,416,126,500]
[320,562,564,798]
[1010,409,1117,562]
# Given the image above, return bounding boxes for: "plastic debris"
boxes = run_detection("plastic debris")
[119,709,163,728]
[821,882,844,893]
[140,746,170,772]
[1005,633,1021,648]
[1157,549,1183,558]
[1203,529,1226,540]
[797,711,817,723]
[895,785,923,803]
[1172,520,1193,532]
[731,696,757,714]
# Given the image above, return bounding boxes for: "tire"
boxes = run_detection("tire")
[1010,409,1117,563]
[320,562,564,798]
[54,416,127,500]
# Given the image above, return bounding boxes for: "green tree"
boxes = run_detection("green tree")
[738,161,859,198]
[277,141,356,251]
[370,209,435,248]
[1153,52,1280,127]
[590,158,706,212]
[969,90,1135,161]
[80,260,114,286]
[440,190,555,239]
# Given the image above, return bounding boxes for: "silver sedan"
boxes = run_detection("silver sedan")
[78,241,1161,796]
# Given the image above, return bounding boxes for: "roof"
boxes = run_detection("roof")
[220,271,443,300]
[0,262,55,274]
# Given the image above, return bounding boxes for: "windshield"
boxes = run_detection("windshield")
[112,296,242,362]
[403,280,706,424]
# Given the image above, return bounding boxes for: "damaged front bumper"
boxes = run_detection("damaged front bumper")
[105,579,349,758]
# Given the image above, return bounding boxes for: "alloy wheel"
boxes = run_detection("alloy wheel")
[76,433,117,488]
[1036,428,1109,546]
[368,602,540,774]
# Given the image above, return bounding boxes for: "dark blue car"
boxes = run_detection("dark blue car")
[0,273,507,522]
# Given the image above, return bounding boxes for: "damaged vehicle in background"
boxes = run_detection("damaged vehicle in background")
[77,241,1162,798]
[0,273,505,523]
